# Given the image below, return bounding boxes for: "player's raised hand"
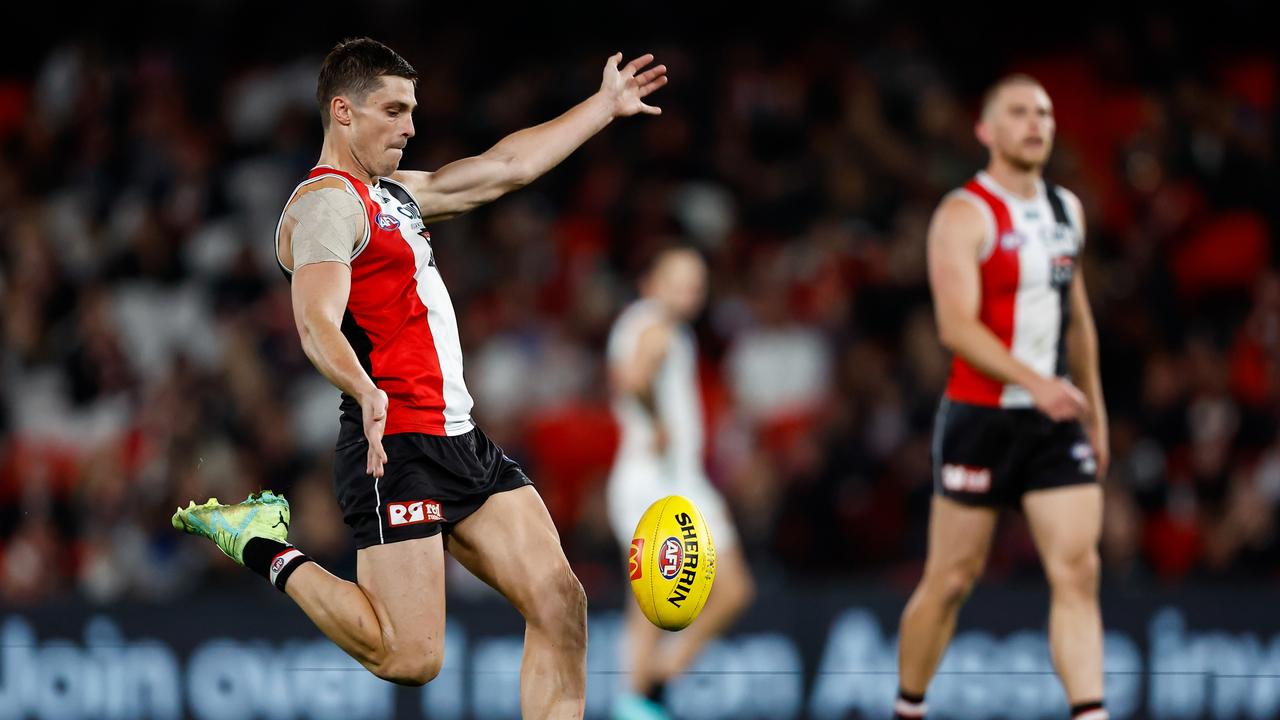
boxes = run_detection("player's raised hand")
[361,388,390,478]
[1030,377,1089,422]
[599,52,667,118]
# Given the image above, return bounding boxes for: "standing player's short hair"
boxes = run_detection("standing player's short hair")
[316,37,418,130]
[642,245,704,280]
[980,73,1045,119]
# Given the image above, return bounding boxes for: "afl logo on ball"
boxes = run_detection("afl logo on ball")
[659,537,683,580]
[628,538,644,581]
[375,212,401,230]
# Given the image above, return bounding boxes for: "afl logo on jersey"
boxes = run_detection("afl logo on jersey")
[374,212,401,230]
[999,231,1026,251]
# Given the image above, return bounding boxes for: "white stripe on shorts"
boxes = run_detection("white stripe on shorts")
[374,476,384,544]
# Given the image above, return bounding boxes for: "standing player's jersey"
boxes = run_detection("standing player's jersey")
[275,165,474,436]
[607,300,704,478]
[944,172,1084,408]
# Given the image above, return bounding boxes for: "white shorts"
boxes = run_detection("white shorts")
[606,457,739,552]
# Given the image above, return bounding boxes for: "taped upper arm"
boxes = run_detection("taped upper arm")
[280,181,366,272]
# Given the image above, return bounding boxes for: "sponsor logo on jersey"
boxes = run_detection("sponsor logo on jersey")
[941,464,992,493]
[659,536,684,580]
[374,212,401,230]
[396,203,422,221]
[628,538,644,581]
[1050,253,1076,287]
[387,500,444,527]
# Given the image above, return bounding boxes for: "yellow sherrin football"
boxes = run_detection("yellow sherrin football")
[628,495,717,631]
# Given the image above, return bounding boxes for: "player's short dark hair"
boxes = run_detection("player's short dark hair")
[980,73,1044,118]
[316,37,418,130]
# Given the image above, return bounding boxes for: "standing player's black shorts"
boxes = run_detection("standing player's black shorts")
[333,419,533,549]
[931,398,1097,508]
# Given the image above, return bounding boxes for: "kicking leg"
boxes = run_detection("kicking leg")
[445,486,588,720]
[174,492,446,686]
[286,536,446,685]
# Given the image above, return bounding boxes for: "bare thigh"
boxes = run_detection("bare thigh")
[443,486,578,616]
[921,496,999,585]
[356,535,447,658]
[1022,484,1102,571]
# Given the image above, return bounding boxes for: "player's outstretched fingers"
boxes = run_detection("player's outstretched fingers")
[623,53,656,76]
[632,64,665,86]
[639,74,668,98]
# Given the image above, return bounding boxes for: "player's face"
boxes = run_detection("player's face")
[659,254,708,320]
[981,84,1055,171]
[351,76,417,178]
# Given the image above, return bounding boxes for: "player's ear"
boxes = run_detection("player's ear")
[974,119,993,148]
[331,96,354,127]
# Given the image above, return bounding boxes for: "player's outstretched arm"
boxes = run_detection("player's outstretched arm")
[394,53,667,223]
[928,195,1086,421]
[291,262,389,478]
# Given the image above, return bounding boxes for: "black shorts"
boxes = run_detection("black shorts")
[333,421,533,549]
[931,398,1097,508]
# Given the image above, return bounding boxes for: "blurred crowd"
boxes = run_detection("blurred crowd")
[0,10,1276,605]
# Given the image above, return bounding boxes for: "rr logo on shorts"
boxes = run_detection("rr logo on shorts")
[387,500,444,527]
[941,464,992,493]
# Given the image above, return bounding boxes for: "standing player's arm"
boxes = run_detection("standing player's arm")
[393,53,667,223]
[610,320,674,452]
[927,196,1087,421]
[1064,202,1109,478]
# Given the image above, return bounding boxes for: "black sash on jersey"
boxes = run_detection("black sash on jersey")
[1043,179,1070,226]
[1043,179,1074,379]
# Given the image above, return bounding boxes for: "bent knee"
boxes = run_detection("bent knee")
[371,646,444,687]
[924,563,984,606]
[524,564,588,637]
[1045,548,1100,595]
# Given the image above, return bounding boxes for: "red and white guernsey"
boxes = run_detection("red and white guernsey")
[944,171,1084,408]
[276,166,475,436]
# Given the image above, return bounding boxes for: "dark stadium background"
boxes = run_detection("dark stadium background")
[0,2,1275,719]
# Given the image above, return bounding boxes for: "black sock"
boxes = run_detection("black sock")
[1070,700,1106,719]
[243,537,312,592]
[895,688,927,719]
[644,680,666,705]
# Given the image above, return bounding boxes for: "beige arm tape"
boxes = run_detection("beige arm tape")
[285,187,365,270]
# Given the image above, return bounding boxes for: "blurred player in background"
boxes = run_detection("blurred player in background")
[173,37,666,719]
[894,75,1109,720]
[606,248,756,720]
